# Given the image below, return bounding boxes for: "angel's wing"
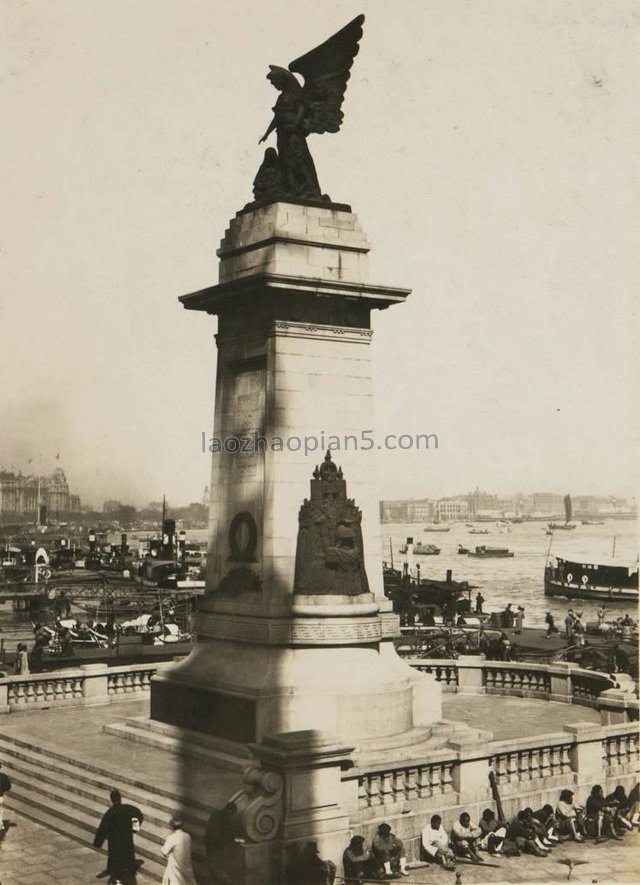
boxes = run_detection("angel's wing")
[288,14,365,135]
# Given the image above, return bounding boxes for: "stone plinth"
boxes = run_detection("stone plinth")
[151,201,440,757]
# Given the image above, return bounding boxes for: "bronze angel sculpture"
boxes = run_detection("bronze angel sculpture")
[254,14,365,203]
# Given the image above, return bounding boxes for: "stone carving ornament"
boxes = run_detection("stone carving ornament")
[255,14,365,202]
[294,451,370,596]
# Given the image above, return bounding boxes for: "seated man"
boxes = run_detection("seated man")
[342,836,378,883]
[478,808,507,856]
[295,841,336,885]
[421,815,455,870]
[372,823,409,878]
[530,805,559,844]
[451,812,483,863]
[585,785,623,843]
[556,789,587,841]
[520,808,555,850]
[505,811,549,857]
[604,786,635,832]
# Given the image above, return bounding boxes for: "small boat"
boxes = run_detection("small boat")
[581,520,605,525]
[423,524,450,533]
[544,556,638,603]
[469,528,489,535]
[467,545,514,558]
[548,494,577,531]
[457,545,470,555]
[400,542,441,555]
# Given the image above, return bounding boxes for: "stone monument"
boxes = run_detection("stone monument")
[149,15,444,879]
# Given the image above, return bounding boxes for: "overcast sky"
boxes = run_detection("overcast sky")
[2,0,638,508]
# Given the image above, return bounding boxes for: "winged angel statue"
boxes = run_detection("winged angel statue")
[254,14,365,203]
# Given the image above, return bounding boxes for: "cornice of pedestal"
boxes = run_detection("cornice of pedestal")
[192,610,383,646]
[180,272,411,315]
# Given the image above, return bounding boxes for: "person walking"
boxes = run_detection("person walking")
[0,762,12,833]
[14,643,30,675]
[94,789,144,885]
[161,813,197,885]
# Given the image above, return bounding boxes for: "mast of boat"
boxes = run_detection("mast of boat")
[612,536,616,559]
[389,538,394,570]
[545,525,554,564]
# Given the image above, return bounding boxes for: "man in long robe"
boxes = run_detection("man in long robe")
[161,814,197,885]
[94,789,144,885]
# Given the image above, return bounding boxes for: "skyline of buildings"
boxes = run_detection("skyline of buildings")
[381,487,637,523]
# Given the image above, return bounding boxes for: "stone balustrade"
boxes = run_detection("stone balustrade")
[341,719,639,833]
[352,752,456,810]
[410,657,638,722]
[0,662,166,713]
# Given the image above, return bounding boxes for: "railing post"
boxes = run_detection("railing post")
[598,689,630,725]
[564,721,606,787]
[80,663,110,706]
[456,655,484,694]
[548,662,575,702]
[446,734,492,803]
[0,678,9,713]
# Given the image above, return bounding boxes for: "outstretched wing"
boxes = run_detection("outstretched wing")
[288,14,365,135]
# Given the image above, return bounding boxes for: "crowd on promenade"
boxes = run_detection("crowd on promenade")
[286,782,640,883]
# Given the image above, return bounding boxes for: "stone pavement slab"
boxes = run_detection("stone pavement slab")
[1,809,639,884]
[442,694,600,740]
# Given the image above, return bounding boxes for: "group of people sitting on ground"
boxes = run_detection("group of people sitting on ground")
[420,783,639,871]
[342,824,409,882]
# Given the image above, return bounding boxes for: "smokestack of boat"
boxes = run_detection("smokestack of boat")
[446,569,452,583]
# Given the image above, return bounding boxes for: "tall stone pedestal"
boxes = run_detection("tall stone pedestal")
[151,199,441,756]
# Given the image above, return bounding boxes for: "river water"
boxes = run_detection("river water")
[1,521,637,651]
[380,519,638,627]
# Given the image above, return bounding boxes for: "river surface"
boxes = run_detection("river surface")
[380,519,638,627]
[1,521,637,650]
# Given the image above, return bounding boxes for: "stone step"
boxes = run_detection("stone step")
[6,787,167,881]
[2,741,209,828]
[6,754,205,845]
[103,717,251,773]
[0,729,218,882]
[0,729,213,811]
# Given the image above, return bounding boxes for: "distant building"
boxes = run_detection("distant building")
[0,467,80,521]
[530,492,564,516]
[103,499,124,514]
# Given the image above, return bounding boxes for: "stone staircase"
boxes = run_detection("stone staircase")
[103,716,252,773]
[0,729,215,882]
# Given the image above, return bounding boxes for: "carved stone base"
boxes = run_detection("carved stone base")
[150,639,441,745]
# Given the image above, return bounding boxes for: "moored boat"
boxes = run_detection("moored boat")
[467,545,514,558]
[544,555,638,603]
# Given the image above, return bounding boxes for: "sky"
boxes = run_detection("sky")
[2,0,638,508]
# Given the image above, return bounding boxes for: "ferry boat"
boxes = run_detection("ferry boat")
[399,542,440,555]
[422,524,450,533]
[467,545,514,558]
[544,556,638,603]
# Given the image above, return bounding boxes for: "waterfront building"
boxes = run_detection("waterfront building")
[0,466,80,522]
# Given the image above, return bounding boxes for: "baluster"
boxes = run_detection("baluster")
[416,766,431,799]
[405,767,418,802]
[25,682,37,704]
[357,777,368,808]
[441,763,454,793]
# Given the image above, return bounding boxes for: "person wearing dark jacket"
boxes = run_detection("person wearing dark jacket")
[505,812,549,856]
[93,789,144,885]
[585,784,622,843]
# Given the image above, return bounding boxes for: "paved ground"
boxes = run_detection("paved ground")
[442,695,600,741]
[0,694,630,885]
[1,810,639,884]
